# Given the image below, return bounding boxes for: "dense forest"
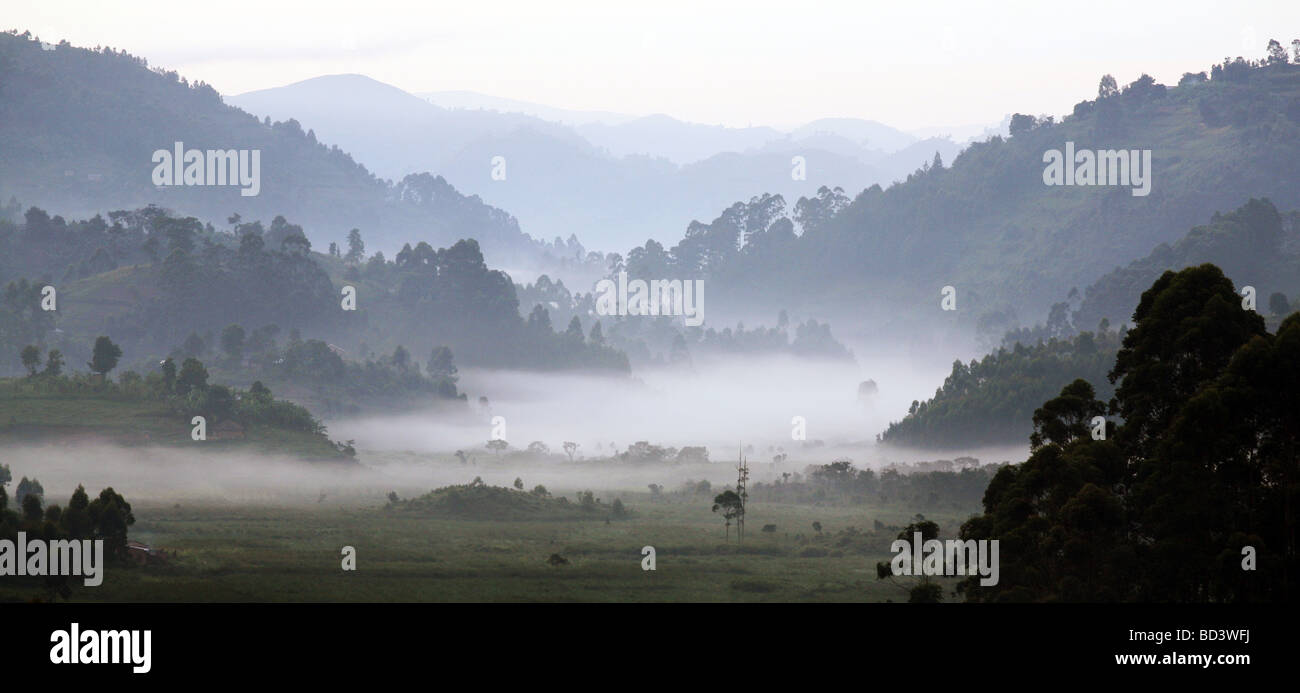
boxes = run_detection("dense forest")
[515,269,853,366]
[616,51,1300,333]
[959,264,1299,602]
[0,204,630,378]
[0,464,136,599]
[879,325,1123,448]
[880,198,1299,448]
[1071,198,1299,332]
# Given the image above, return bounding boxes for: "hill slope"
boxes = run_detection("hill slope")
[622,59,1300,334]
[0,33,550,268]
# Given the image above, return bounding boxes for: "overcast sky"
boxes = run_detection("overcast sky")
[9,0,1300,130]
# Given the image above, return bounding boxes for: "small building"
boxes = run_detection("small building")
[126,541,173,566]
[125,541,152,565]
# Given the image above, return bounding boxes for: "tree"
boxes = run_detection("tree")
[87,487,135,560]
[526,441,549,456]
[1109,264,1264,460]
[1098,74,1118,98]
[526,305,552,334]
[43,349,64,377]
[249,380,272,400]
[513,477,524,490]
[712,490,742,540]
[1267,39,1289,65]
[176,357,209,395]
[427,346,457,382]
[345,228,365,263]
[22,493,42,521]
[909,582,944,603]
[564,316,584,345]
[181,332,205,358]
[486,439,508,455]
[20,345,40,375]
[1008,113,1037,137]
[1029,379,1106,449]
[563,441,579,461]
[391,345,410,371]
[220,324,245,365]
[1269,292,1291,316]
[961,265,1296,602]
[88,336,123,377]
[63,484,92,538]
[15,476,43,506]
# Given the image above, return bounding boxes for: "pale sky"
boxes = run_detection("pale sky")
[9,0,1300,129]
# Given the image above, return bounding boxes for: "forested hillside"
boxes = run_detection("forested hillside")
[0,204,629,378]
[880,198,1300,448]
[618,54,1300,334]
[960,264,1299,602]
[879,326,1122,449]
[0,31,554,268]
[1071,198,1300,331]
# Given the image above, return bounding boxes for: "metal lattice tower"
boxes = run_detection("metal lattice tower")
[736,447,749,542]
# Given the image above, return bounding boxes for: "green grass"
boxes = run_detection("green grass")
[0,494,973,602]
[0,386,343,458]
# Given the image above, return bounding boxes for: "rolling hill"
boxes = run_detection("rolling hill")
[0,32,553,270]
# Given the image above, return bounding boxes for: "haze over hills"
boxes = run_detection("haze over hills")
[0,37,557,271]
[420,90,934,160]
[421,89,639,126]
[7,29,1299,353]
[230,75,965,250]
[621,60,1300,343]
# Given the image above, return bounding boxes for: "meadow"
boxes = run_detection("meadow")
[0,488,972,603]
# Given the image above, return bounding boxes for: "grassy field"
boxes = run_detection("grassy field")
[0,387,344,458]
[0,384,979,602]
[0,491,973,603]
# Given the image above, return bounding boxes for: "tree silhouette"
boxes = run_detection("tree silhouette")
[712,490,742,541]
[88,336,123,379]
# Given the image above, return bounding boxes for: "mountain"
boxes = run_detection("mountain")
[229,76,954,250]
[0,35,551,269]
[1071,198,1300,332]
[789,117,918,153]
[613,60,1300,338]
[420,90,638,126]
[230,75,589,185]
[876,198,1300,450]
[575,114,786,163]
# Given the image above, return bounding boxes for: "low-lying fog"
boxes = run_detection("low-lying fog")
[327,350,1027,483]
[337,352,944,456]
[4,350,1027,505]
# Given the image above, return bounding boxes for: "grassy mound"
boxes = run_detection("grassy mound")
[388,483,628,521]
